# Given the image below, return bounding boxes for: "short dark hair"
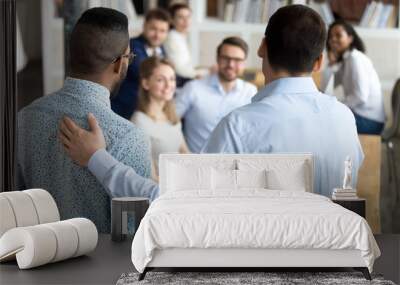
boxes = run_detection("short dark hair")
[144,8,171,24]
[168,3,191,18]
[264,5,327,74]
[327,19,366,53]
[217,37,249,58]
[69,7,129,75]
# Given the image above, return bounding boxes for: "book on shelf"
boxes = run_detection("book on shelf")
[378,4,394,28]
[369,1,385,28]
[360,1,378,27]
[212,0,335,25]
[308,0,334,25]
[332,187,358,200]
[386,4,399,28]
[215,0,288,24]
[332,196,360,200]
[209,0,399,29]
[360,1,399,29]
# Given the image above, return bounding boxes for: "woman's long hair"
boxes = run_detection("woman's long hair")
[327,19,366,54]
[137,56,179,125]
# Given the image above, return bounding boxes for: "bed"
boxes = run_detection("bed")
[131,154,380,280]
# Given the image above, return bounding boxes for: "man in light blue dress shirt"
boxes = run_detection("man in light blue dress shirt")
[18,8,154,233]
[59,5,363,198]
[175,37,257,153]
[203,6,363,196]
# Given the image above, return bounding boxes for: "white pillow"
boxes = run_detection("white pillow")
[238,159,308,191]
[212,169,268,191]
[167,162,212,191]
[266,164,307,191]
[237,169,267,189]
[212,169,236,190]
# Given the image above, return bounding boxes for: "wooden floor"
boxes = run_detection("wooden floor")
[0,234,399,284]
[374,234,400,283]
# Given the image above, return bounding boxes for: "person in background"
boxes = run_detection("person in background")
[175,36,257,153]
[164,3,202,86]
[19,8,156,233]
[203,6,364,197]
[111,8,170,119]
[321,19,385,135]
[132,57,190,180]
[58,6,363,199]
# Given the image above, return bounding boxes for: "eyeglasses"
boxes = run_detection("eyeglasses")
[112,52,136,65]
[218,55,245,64]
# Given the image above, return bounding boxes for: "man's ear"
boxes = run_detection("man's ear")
[312,53,323,73]
[257,38,267,58]
[113,58,123,75]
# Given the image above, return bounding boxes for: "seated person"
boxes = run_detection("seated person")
[58,5,363,199]
[202,5,364,197]
[18,8,156,233]
[111,8,170,119]
[175,37,258,153]
[321,20,385,135]
[132,57,190,180]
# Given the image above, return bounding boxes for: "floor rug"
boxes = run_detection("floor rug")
[116,271,396,285]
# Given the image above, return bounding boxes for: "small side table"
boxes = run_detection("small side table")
[332,198,366,218]
[111,197,149,242]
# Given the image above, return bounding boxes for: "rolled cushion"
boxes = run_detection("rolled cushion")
[0,225,57,268]
[24,189,60,224]
[42,221,79,262]
[0,218,98,269]
[0,191,39,228]
[0,189,60,238]
[65,218,98,257]
[0,196,17,237]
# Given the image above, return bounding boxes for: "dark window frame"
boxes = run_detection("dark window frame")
[0,0,17,192]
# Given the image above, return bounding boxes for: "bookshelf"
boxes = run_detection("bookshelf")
[130,0,400,94]
[182,0,400,94]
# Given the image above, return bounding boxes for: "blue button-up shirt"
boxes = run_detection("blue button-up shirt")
[203,77,364,197]
[18,77,152,233]
[175,74,257,153]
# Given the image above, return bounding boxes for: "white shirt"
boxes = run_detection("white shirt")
[175,74,257,153]
[164,29,197,78]
[131,111,185,174]
[321,49,385,123]
[145,45,163,57]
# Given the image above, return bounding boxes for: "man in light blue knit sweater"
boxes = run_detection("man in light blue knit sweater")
[17,8,157,233]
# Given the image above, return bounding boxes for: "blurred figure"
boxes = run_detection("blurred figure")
[175,36,257,153]
[18,8,155,233]
[132,57,189,179]
[111,8,170,119]
[203,6,363,197]
[322,19,385,135]
[56,5,364,199]
[164,3,202,86]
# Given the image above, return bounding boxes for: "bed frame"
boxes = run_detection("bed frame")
[137,154,372,281]
[139,248,371,280]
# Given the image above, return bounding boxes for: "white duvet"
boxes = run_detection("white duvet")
[131,190,380,273]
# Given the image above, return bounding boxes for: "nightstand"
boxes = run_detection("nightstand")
[332,198,366,218]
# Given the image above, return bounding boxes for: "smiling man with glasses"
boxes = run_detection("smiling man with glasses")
[17,7,155,233]
[174,36,258,153]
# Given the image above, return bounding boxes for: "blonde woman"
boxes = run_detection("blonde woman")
[131,57,189,180]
